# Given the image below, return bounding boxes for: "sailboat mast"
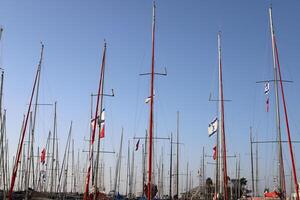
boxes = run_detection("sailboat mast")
[268,7,286,195]
[176,111,179,198]
[94,42,107,199]
[83,42,106,200]
[250,127,255,196]
[218,32,228,200]
[269,7,299,200]
[8,43,44,200]
[147,1,156,199]
[50,101,57,193]
[169,133,173,199]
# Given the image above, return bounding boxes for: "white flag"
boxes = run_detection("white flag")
[208,118,218,137]
[264,82,270,95]
[145,97,151,104]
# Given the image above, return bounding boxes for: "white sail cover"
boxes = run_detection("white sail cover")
[208,118,218,137]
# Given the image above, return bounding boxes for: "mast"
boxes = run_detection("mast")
[176,111,179,198]
[186,162,188,196]
[218,32,228,200]
[94,42,107,199]
[126,140,130,196]
[129,146,135,197]
[169,133,173,200]
[25,112,32,197]
[57,121,72,193]
[83,41,106,200]
[268,7,286,196]
[269,7,299,200]
[250,127,255,196]
[147,1,156,199]
[71,139,75,193]
[9,43,44,200]
[50,101,57,193]
[63,133,71,194]
[114,129,123,194]
[55,124,59,193]
[29,42,43,193]
[2,115,7,197]
[142,144,145,196]
[202,147,205,198]
[255,143,259,196]
[42,130,51,192]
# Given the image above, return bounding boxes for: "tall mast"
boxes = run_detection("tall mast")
[57,121,72,193]
[169,133,173,200]
[71,139,75,193]
[202,147,205,198]
[147,1,156,199]
[268,7,286,195]
[126,140,130,196]
[114,129,123,194]
[218,32,228,200]
[94,42,107,199]
[50,101,57,193]
[42,130,51,192]
[176,111,179,198]
[250,127,255,196]
[269,7,299,200]
[83,42,106,199]
[8,43,44,200]
[255,143,259,196]
[29,42,43,193]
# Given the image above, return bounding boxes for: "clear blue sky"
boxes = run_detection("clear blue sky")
[1,0,300,194]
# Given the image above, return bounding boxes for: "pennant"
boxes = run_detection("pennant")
[40,148,46,164]
[208,118,218,137]
[264,82,270,95]
[135,139,140,151]
[266,97,269,112]
[213,146,217,160]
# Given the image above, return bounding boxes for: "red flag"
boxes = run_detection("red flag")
[40,148,46,164]
[99,109,105,138]
[213,146,217,160]
[135,139,140,151]
[266,97,269,112]
[100,124,105,138]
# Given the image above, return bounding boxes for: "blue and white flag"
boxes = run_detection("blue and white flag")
[208,118,218,137]
[264,82,270,95]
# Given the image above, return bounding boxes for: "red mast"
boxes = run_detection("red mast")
[273,37,299,200]
[8,43,44,200]
[84,42,106,200]
[147,1,156,200]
